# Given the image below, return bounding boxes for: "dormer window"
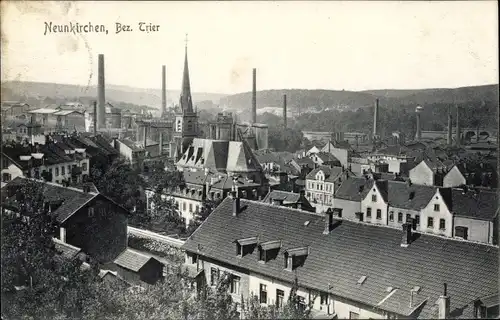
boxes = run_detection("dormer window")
[258,240,282,263]
[284,246,309,271]
[235,237,258,257]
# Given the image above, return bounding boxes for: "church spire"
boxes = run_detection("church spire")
[180,34,193,113]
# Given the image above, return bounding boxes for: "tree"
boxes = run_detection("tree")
[1,180,100,320]
[194,271,239,320]
[242,275,312,320]
[91,157,146,221]
[186,198,222,235]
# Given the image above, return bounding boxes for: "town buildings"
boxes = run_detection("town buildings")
[182,195,498,319]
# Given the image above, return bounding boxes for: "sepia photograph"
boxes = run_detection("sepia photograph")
[0,1,498,319]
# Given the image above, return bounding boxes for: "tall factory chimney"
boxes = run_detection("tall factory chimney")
[283,94,287,129]
[447,105,452,146]
[93,101,97,136]
[161,65,167,118]
[455,104,461,146]
[415,105,423,141]
[97,54,106,129]
[373,99,379,137]
[252,68,257,124]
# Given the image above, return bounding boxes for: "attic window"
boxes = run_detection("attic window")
[386,286,394,292]
[284,247,309,271]
[409,191,415,200]
[258,240,282,263]
[411,286,421,293]
[357,275,367,285]
[235,237,258,257]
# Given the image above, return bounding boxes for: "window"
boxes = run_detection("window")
[67,165,71,174]
[439,219,446,230]
[376,209,382,220]
[230,276,240,294]
[389,211,394,222]
[182,202,186,211]
[349,311,360,319]
[88,207,94,218]
[366,207,372,218]
[82,162,87,171]
[298,296,306,312]
[189,203,193,213]
[398,212,403,222]
[406,213,411,223]
[372,194,377,202]
[260,284,268,304]
[455,226,468,239]
[191,254,198,264]
[276,289,284,308]
[61,166,65,175]
[415,215,420,225]
[259,247,267,262]
[2,173,11,182]
[210,267,218,286]
[320,292,328,305]
[55,167,59,176]
[427,217,434,228]
[434,204,440,212]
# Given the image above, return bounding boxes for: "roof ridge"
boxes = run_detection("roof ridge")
[238,198,500,248]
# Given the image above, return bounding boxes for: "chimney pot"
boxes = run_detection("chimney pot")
[401,223,412,247]
[438,283,451,319]
[232,191,240,216]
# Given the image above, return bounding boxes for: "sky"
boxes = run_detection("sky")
[1,1,498,94]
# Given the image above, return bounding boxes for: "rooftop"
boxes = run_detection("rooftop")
[114,248,159,272]
[182,197,498,319]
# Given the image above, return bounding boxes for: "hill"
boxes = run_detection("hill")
[220,84,499,112]
[1,81,227,109]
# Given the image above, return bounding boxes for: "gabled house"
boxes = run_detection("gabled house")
[305,166,353,213]
[409,159,447,186]
[310,152,341,167]
[1,177,129,263]
[333,176,498,244]
[1,139,91,185]
[182,195,498,319]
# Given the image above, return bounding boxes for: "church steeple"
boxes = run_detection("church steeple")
[180,34,193,114]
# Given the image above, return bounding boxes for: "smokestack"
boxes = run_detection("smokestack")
[455,104,461,146]
[97,54,106,129]
[143,125,147,148]
[373,99,379,137]
[252,68,257,124]
[161,65,167,118]
[283,94,287,129]
[415,105,423,141]
[93,101,97,136]
[159,131,163,156]
[231,190,240,216]
[447,105,452,146]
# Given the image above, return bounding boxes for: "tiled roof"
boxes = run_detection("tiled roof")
[182,198,498,319]
[450,189,498,221]
[53,238,82,259]
[114,248,158,272]
[2,177,97,223]
[306,166,343,181]
[335,177,374,201]
[315,152,340,163]
[387,181,437,211]
[262,190,301,204]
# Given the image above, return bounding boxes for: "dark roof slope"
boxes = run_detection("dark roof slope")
[450,189,498,221]
[387,181,437,211]
[2,177,97,223]
[263,190,301,204]
[335,177,374,201]
[182,198,498,319]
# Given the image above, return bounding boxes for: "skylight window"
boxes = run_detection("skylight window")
[411,286,421,293]
[357,275,367,285]
[304,221,310,226]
